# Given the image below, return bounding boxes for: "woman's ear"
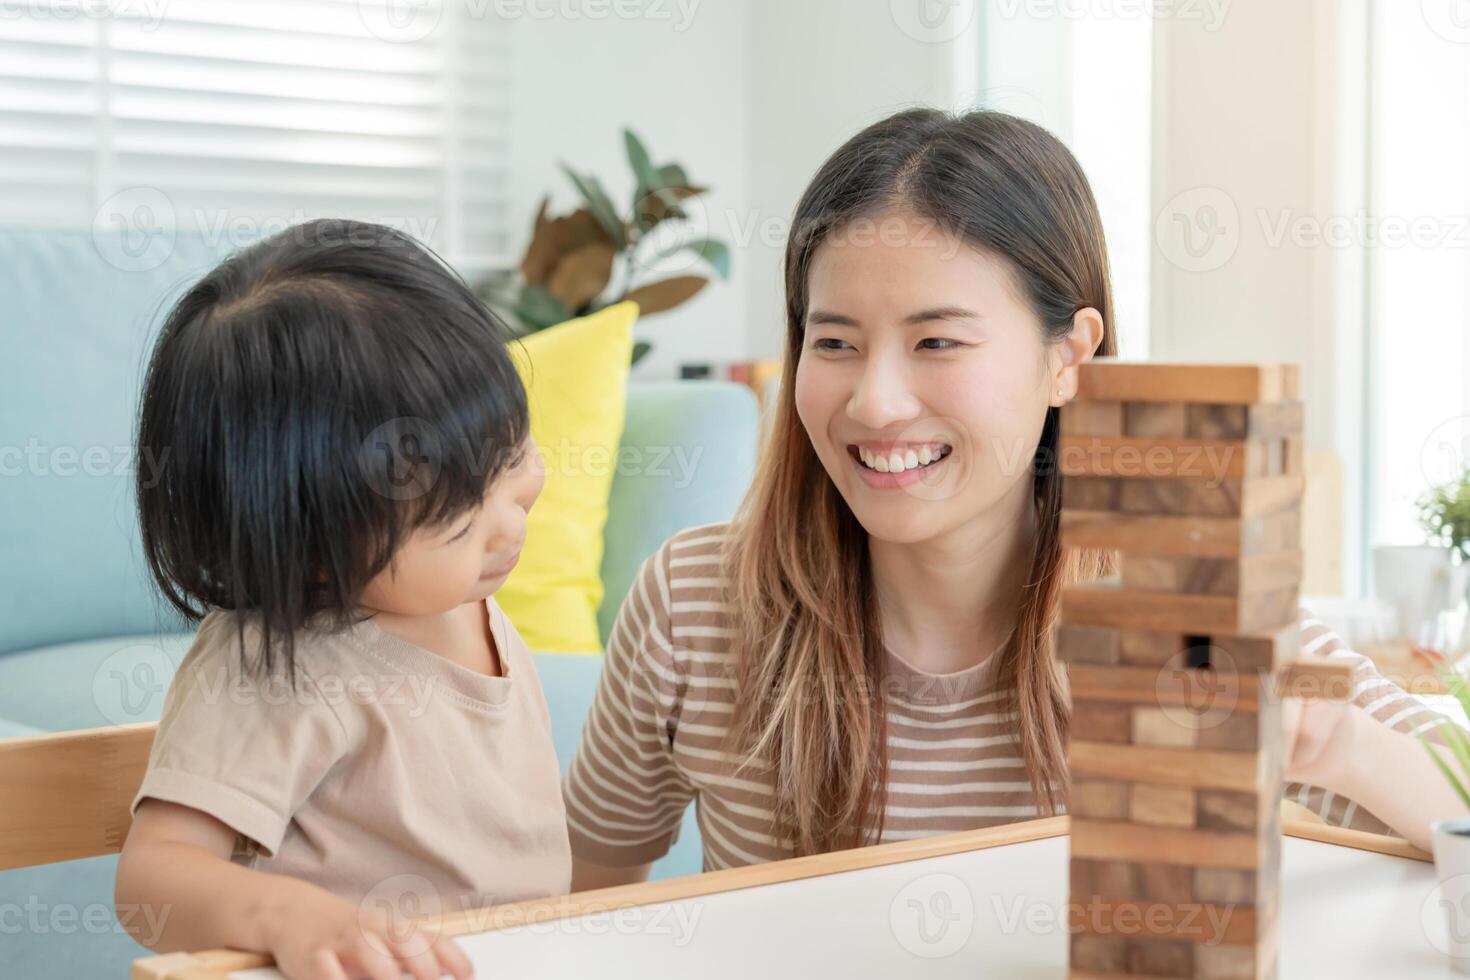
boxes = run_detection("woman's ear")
[1051,307,1106,405]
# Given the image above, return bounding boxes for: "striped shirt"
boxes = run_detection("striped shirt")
[563,522,1455,870]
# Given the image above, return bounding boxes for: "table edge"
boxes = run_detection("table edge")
[128,815,1429,979]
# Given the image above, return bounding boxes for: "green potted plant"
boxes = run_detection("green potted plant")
[476,128,731,365]
[1373,469,1470,654]
[1420,666,1470,973]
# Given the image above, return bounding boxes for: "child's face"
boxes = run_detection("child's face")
[360,435,545,616]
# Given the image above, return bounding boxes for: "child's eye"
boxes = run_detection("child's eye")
[445,519,474,544]
[510,449,529,469]
[917,338,963,351]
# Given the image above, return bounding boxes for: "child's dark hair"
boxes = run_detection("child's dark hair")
[136,218,529,677]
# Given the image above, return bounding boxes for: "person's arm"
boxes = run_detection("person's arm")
[117,799,473,980]
[1282,609,1470,850]
[570,857,654,892]
[562,544,698,877]
[1286,696,1468,853]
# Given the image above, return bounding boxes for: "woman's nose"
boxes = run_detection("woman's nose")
[846,355,922,430]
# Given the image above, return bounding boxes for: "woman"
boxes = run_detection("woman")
[564,108,1464,885]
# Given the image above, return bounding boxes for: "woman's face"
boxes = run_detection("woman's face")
[794,210,1082,546]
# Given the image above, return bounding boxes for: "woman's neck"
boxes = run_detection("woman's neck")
[869,481,1038,676]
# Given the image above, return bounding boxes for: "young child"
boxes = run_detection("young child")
[116,219,568,980]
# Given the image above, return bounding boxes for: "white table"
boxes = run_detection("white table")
[207,824,1455,979]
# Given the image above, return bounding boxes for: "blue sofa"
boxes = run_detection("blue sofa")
[0,227,758,976]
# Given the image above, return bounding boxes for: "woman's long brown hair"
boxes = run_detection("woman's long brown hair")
[723,108,1118,856]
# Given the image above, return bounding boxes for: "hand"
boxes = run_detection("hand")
[1281,695,1356,789]
[265,880,474,980]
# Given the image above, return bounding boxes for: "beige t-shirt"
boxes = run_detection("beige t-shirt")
[133,597,571,913]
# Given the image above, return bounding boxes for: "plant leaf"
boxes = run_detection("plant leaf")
[1424,725,1470,810]
[623,275,708,316]
[634,185,707,231]
[640,236,731,279]
[655,162,690,189]
[514,284,571,331]
[624,129,659,188]
[559,163,626,249]
[547,242,616,312]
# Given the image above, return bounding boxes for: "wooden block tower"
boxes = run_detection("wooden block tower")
[1058,361,1308,980]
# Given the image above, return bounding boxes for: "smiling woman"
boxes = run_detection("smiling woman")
[561,108,1468,888]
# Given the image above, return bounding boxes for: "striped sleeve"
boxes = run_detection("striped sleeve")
[563,540,696,867]
[1284,607,1462,836]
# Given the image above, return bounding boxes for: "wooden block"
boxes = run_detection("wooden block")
[1068,742,1261,793]
[1057,623,1121,665]
[1070,818,1264,869]
[1284,435,1304,477]
[1118,630,1191,667]
[1112,475,1303,519]
[1062,400,1126,436]
[1131,707,1200,749]
[1128,938,1194,977]
[1070,901,1258,947]
[1071,700,1133,742]
[1193,868,1261,905]
[1072,933,1129,972]
[1138,863,1196,903]
[1196,789,1268,833]
[1061,508,1299,559]
[1125,401,1188,438]
[1130,783,1197,827]
[1063,475,1122,512]
[1071,857,1142,898]
[1061,581,1300,635]
[1186,400,1304,440]
[1208,623,1300,672]
[1196,711,1263,751]
[1119,551,1303,597]
[1059,435,1275,482]
[1071,778,1131,819]
[1066,664,1261,710]
[1076,360,1299,405]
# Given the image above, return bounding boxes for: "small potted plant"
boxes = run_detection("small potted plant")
[476,128,731,366]
[1421,666,1470,972]
[1373,469,1470,654]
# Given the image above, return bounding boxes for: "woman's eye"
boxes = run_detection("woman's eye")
[918,338,962,351]
[813,338,851,352]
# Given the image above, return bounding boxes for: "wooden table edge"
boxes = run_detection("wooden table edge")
[129,815,1430,979]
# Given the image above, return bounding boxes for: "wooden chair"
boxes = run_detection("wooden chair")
[0,721,156,870]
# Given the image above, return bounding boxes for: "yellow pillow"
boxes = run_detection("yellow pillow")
[496,301,637,653]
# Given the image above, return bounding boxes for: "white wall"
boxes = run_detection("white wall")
[506,1,751,380]
[1149,0,1365,594]
[743,0,972,359]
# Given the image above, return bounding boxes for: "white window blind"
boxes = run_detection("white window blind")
[0,0,514,267]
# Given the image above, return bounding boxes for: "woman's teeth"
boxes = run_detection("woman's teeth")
[857,445,951,474]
